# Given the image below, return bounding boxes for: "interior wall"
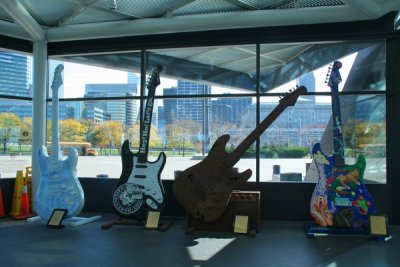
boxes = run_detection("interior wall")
[386,35,400,224]
[0,178,393,222]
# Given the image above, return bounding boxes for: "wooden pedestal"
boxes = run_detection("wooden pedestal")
[186,191,260,236]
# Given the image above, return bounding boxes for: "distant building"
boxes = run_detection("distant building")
[254,99,331,148]
[83,76,138,126]
[0,52,30,97]
[297,72,316,103]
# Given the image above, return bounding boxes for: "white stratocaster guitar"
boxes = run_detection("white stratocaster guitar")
[35,64,85,220]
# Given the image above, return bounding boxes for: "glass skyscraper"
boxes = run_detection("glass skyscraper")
[0,52,32,118]
[0,51,30,97]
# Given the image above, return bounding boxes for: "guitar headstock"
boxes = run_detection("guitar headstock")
[147,64,163,92]
[279,85,307,107]
[51,64,64,92]
[325,60,342,88]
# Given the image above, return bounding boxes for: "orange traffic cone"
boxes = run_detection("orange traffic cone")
[0,185,5,218]
[12,178,31,220]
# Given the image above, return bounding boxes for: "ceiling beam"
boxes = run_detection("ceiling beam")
[0,20,31,40]
[341,0,400,18]
[46,6,374,42]
[0,0,44,41]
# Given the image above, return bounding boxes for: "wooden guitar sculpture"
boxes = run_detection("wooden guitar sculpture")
[36,64,85,220]
[174,86,307,222]
[310,61,375,228]
[112,65,165,220]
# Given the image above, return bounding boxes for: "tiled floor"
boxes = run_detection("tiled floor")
[0,213,398,267]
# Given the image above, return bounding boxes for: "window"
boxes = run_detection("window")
[0,39,386,184]
[0,49,32,178]
[50,40,386,183]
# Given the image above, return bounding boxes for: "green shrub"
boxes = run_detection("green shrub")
[226,146,308,158]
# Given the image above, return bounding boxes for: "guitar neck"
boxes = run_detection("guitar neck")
[51,84,60,162]
[328,62,345,167]
[138,87,156,163]
[331,84,344,166]
[136,65,162,163]
[226,103,287,166]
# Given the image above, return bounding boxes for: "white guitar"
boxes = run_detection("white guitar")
[35,64,85,220]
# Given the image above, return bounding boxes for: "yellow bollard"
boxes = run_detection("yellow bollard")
[25,167,32,208]
[10,170,24,218]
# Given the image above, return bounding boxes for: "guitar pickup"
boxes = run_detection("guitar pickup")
[134,175,146,179]
[135,165,147,168]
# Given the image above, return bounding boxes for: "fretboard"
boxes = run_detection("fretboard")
[137,87,156,163]
[331,82,345,167]
[51,82,60,163]
[328,62,345,167]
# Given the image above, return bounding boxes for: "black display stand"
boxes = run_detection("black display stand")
[101,214,174,232]
[304,223,369,238]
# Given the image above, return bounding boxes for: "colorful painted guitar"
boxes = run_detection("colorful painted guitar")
[174,86,307,222]
[36,64,85,220]
[112,65,165,219]
[310,61,375,228]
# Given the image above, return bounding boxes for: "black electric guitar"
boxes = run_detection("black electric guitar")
[310,61,375,228]
[112,65,165,220]
[174,86,307,222]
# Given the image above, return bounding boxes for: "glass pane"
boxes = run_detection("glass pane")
[345,95,386,184]
[46,98,141,178]
[0,99,33,178]
[148,45,257,95]
[260,41,386,93]
[50,58,140,99]
[306,94,387,184]
[159,97,256,181]
[260,92,386,184]
[0,50,32,98]
[259,94,319,182]
[49,40,387,184]
[0,49,33,178]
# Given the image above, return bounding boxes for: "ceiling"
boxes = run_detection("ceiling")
[0,1,398,93]
[0,0,399,42]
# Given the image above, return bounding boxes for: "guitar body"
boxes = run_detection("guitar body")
[112,139,166,219]
[36,146,84,220]
[173,134,252,222]
[310,143,375,228]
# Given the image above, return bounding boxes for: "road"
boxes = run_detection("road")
[0,154,385,183]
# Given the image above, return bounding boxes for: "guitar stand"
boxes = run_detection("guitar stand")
[101,216,174,232]
[185,225,257,237]
[304,223,369,238]
[27,215,102,227]
[64,215,102,227]
[185,191,260,237]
